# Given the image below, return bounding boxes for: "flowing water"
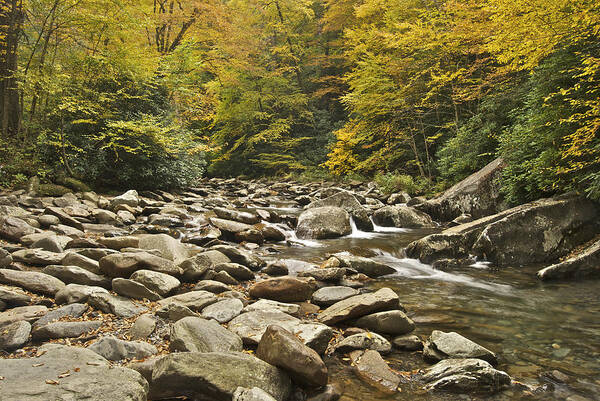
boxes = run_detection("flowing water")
[251,210,600,401]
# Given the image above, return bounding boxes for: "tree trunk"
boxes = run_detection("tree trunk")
[0,0,23,138]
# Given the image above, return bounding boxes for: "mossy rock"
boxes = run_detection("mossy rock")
[37,184,72,197]
[61,177,92,193]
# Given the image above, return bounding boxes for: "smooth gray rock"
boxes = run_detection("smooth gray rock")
[112,278,161,301]
[213,262,255,281]
[210,245,265,270]
[156,303,199,321]
[422,358,511,393]
[11,249,65,266]
[299,267,345,282]
[244,299,300,316]
[0,285,31,306]
[256,325,328,387]
[392,334,423,351]
[0,268,65,296]
[0,344,148,401]
[194,279,230,294]
[137,233,190,263]
[214,208,260,225]
[110,190,140,210]
[0,320,31,350]
[32,320,102,340]
[62,252,101,274]
[87,292,147,318]
[334,332,392,354]
[89,336,157,361]
[130,269,180,296]
[42,264,110,287]
[44,206,85,231]
[0,216,36,241]
[179,250,231,281]
[423,330,497,365]
[0,248,12,267]
[0,305,47,326]
[170,316,243,353]
[538,239,600,280]
[312,286,359,307]
[307,191,373,232]
[158,290,218,311]
[31,235,64,252]
[100,252,181,277]
[129,314,157,339]
[373,205,435,228]
[249,276,314,302]
[152,352,292,401]
[202,298,244,323]
[229,310,300,345]
[296,207,351,239]
[55,283,109,304]
[318,287,399,325]
[32,303,88,329]
[355,310,415,335]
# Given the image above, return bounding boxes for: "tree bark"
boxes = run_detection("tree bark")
[0,0,23,138]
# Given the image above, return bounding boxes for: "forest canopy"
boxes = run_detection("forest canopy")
[0,0,598,202]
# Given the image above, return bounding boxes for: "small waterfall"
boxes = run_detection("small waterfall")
[370,216,410,233]
[347,217,378,239]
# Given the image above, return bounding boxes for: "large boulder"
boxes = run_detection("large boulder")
[110,190,140,210]
[170,316,243,353]
[333,253,395,278]
[422,358,511,394]
[0,216,37,242]
[307,192,373,232]
[256,325,328,387]
[318,287,399,325]
[296,207,352,239]
[406,196,599,266]
[422,158,506,221]
[372,205,435,228]
[0,344,148,400]
[152,352,292,401]
[136,234,189,263]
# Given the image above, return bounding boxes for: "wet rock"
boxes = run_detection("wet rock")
[0,216,37,241]
[152,352,292,401]
[32,320,102,340]
[422,358,511,393]
[299,267,345,282]
[0,344,148,401]
[296,207,352,239]
[88,292,147,318]
[311,286,359,307]
[293,323,334,355]
[158,290,218,311]
[349,350,400,394]
[0,321,31,350]
[423,330,497,365]
[318,287,399,325]
[11,249,65,266]
[334,332,392,354]
[99,252,181,277]
[256,224,287,242]
[129,314,157,339]
[355,310,415,335]
[42,264,110,287]
[236,228,265,244]
[32,303,88,329]
[179,250,231,281]
[202,298,244,323]
[373,205,435,229]
[129,269,180,296]
[55,283,109,304]
[262,261,289,276]
[333,254,395,278]
[170,316,243,353]
[249,276,314,302]
[538,239,600,280]
[89,335,157,361]
[233,387,277,401]
[257,325,328,387]
[392,334,423,351]
[245,299,300,316]
[0,268,65,296]
[307,192,373,232]
[112,278,161,301]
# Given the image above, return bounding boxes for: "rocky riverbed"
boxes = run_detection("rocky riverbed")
[0,174,599,401]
